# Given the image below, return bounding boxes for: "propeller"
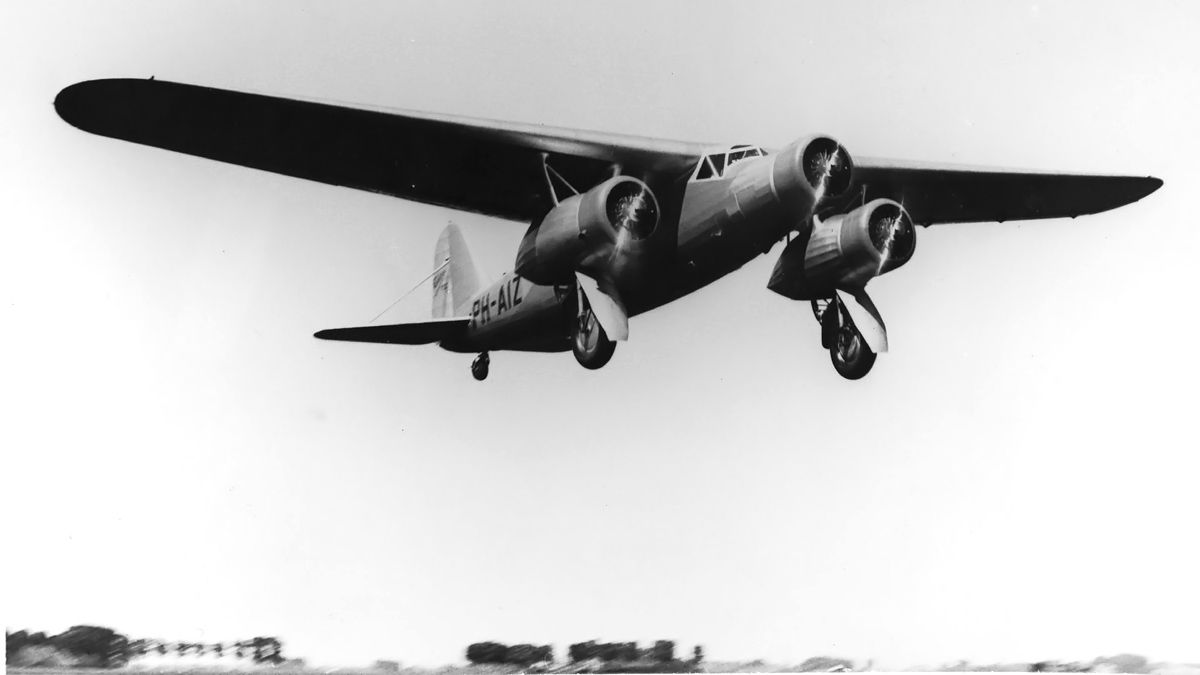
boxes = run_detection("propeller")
[606,180,658,240]
[867,200,916,274]
[802,137,853,202]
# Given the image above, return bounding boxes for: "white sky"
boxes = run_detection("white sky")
[3,0,1198,669]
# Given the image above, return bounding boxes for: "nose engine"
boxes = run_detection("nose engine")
[799,136,855,202]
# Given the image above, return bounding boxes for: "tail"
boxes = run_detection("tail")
[432,222,484,318]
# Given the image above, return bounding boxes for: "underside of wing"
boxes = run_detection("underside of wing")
[55,78,705,222]
[845,159,1162,225]
[314,317,469,345]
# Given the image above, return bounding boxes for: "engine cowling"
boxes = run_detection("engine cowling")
[767,198,916,299]
[515,176,660,287]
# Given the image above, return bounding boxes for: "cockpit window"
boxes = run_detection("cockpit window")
[693,145,768,181]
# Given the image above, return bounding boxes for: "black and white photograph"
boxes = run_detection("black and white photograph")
[3,1,1197,674]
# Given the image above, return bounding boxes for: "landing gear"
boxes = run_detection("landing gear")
[814,297,876,380]
[572,292,616,370]
[471,352,490,381]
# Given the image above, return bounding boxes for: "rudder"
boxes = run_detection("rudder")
[432,222,484,318]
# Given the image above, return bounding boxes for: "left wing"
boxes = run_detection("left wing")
[844,158,1161,225]
[314,317,469,345]
[55,78,705,222]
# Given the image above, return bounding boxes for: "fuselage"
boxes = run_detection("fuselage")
[444,141,817,353]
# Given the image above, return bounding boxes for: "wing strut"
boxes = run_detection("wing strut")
[541,153,580,207]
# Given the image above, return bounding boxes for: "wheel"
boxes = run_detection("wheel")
[471,352,490,381]
[572,306,616,370]
[829,318,876,380]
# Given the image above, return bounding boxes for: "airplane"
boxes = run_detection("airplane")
[54,78,1162,381]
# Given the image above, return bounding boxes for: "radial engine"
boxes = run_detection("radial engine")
[768,198,918,380]
[514,176,661,290]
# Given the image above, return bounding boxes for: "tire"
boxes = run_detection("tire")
[829,318,876,380]
[572,307,616,370]
[471,353,489,381]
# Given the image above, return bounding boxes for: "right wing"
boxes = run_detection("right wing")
[55,78,705,222]
[314,317,469,345]
[847,158,1162,225]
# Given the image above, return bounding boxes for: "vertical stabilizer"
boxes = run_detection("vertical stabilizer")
[432,222,484,318]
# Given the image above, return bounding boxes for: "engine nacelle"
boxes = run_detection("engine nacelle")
[767,198,916,299]
[771,135,856,210]
[515,177,660,287]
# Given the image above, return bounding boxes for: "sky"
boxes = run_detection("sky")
[2,0,1199,669]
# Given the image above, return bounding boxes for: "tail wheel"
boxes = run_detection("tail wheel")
[829,307,876,380]
[471,352,490,381]
[572,306,616,370]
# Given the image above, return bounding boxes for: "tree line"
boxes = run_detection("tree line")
[466,639,703,670]
[6,626,285,668]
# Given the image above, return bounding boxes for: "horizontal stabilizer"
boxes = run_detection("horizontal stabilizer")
[314,317,469,345]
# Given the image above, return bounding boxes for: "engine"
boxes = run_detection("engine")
[778,135,855,205]
[767,198,916,299]
[515,176,660,288]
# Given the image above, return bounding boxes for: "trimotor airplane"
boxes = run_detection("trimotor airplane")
[55,78,1162,380]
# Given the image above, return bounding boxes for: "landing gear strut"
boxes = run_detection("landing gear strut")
[471,352,490,381]
[814,297,876,380]
[572,285,616,370]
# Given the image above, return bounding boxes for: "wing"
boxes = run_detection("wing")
[314,318,470,345]
[54,78,706,222]
[848,158,1162,225]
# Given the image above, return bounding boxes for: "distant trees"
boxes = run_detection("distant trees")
[7,631,47,664]
[507,644,552,666]
[7,626,129,668]
[244,636,285,665]
[466,640,509,664]
[54,625,130,667]
[565,640,678,664]
[569,640,599,663]
[7,626,285,668]
[464,640,694,669]
[466,641,553,665]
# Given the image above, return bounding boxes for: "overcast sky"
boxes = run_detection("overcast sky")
[3,0,1199,669]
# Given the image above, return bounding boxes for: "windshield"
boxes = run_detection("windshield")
[693,145,768,180]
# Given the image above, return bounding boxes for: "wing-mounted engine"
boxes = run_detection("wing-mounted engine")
[768,198,916,300]
[514,176,661,290]
[768,198,916,380]
[515,175,662,363]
